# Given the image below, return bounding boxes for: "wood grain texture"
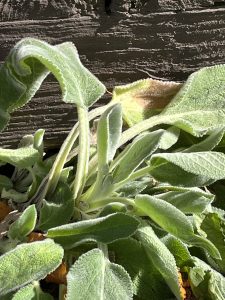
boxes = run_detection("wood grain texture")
[0,1,225,148]
[1,0,225,21]
[0,0,106,21]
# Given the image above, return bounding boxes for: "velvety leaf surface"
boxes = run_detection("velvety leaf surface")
[112,130,163,183]
[119,66,225,146]
[109,238,173,300]
[161,235,192,268]
[183,128,225,152]
[111,78,182,127]
[136,225,182,299]
[38,181,74,231]
[47,213,139,248]
[66,248,133,300]
[135,194,220,259]
[12,283,53,300]
[159,126,180,150]
[8,205,37,241]
[150,152,225,186]
[0,239,64,296]
[0,38,106,131]
[0,147,40,168]
[97,104,122,168]
[156,189,213,214]
[161,65,225,136]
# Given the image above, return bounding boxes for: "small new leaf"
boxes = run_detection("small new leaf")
[8,205,37,241]
[97,103,122,169]
[112,130,164,183]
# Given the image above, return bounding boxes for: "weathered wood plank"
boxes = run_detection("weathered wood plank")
[1,8,225,148]
[0,0,106,21]
[113,0,225,13]
[1,0,225,21]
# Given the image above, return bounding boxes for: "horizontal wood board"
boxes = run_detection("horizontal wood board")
[0,0,225,148]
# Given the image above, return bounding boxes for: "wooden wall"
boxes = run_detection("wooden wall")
[0,0,225,148]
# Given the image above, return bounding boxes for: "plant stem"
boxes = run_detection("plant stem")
[113,165,155,191]
[44,119,79,198]
[73,106,90,203]
[98,242,108,259]
[119,114,166,147]
[39,104,110,199]
[59,284,67,300]
[66,103,111,163]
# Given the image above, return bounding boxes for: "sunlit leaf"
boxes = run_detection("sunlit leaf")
[66,248,133,300]
[0,239,64,296]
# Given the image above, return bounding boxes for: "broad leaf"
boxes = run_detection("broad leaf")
[66,248,133,300]
[0,38,106,131]
[161,65,225,136]
[112,130,164,183]
[0,239,63,296]
[156,188,213,214]
[150,152,225,187]
[8,205,37,241]
[97,103,122,168]
[119,65,225,146]
[38,181,74,231]
[183,128,225,152]
[136,225,182,299]
[159,126,180,150]
[0,147,39,168]
[135,194,221,259]
[47,213,139,248]
[161,235,192,268]
[111,78,182,127]
[109,238,173,300]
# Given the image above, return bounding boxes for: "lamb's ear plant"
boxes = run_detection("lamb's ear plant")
[1,39,225,300]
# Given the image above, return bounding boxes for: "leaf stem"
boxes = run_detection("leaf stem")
[59,284,67,300]
[119,115,166,147]
[73,106,90,203]
[66,103,111,163]
[98,242,108,259]
[113,165,155,191]
[44,119,79,197]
